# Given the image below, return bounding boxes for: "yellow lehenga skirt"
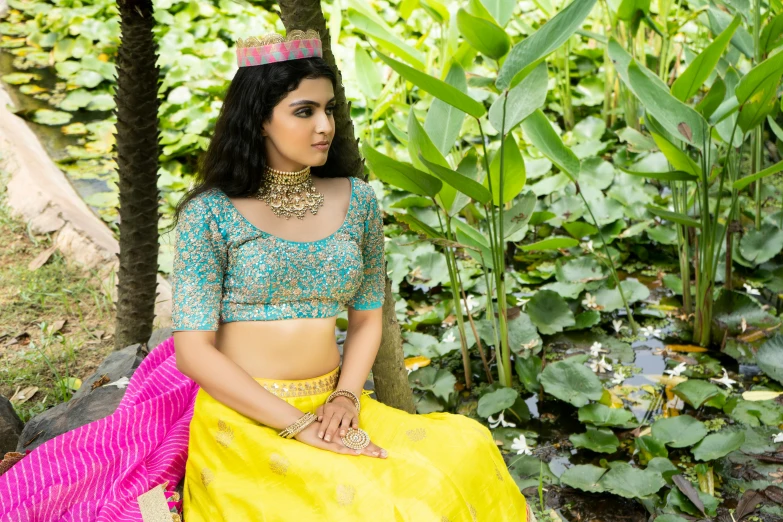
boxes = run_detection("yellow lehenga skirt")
[183,365,530,521]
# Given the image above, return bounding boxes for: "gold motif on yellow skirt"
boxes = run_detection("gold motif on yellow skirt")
[336,484,355,506]
[200,467,214,488]
[269,452,289,476]
[406,427,427,442]
[215,419,234,448]
[469,503,478,521]
[495,465,504,481]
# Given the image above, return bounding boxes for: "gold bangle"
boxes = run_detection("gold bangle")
[326,389,361,413]
[278,412,317,439]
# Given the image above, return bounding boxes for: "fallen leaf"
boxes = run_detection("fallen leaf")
[742,391,783,402]
[27,245,57,271]
[10,386,38,405]
[47,320,66,335]
[404,356,431,370]
[91,374,111,390]
[105,376,130,389]
[665,344,709,353]
[735,489,765,520]
[673,474,706,516]
[763,485,783,505]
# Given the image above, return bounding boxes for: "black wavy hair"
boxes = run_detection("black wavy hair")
[170,56,351,229]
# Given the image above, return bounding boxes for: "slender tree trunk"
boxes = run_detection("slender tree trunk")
[113,0,161,350]
[277,0,415,412]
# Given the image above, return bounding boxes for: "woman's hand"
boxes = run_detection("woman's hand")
[293,420,388,458]
[316,396,358,443]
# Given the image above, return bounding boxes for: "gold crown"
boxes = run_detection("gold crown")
[236,29,321,49]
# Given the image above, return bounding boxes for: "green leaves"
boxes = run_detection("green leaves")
[521,109,580,181]
[673,380,721,408]
[651,416,708,448]
[733,159,783,191]
[561,464,666,498]
[671,15,740,102]
[692,429,745,461]
[477,387,519,417]
[371,46,486,118]
[486,133,526,205]
[540,355,603,407]
[578,403,635,427]
[489,62,549,133]
[520,237,580,251]
[496,0,598,89]
[738,225,783,265]
[361,142,442,197]
[456,8,510,60]
[627,60,709,148]
[527,290,576,335]
[418,154,491,204]
[757,335,783,385]
[570,427,620,453]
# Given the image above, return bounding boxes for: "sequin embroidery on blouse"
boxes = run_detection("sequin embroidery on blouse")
[171,176,385,331]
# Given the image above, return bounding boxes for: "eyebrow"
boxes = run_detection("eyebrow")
[289,97,337,108]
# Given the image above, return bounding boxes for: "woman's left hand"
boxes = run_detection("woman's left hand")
[316,396,358,442]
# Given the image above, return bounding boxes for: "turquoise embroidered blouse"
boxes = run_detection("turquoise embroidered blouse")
[171,176,385,331]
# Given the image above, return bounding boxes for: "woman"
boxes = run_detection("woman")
[172,28,530,521]
[0,29,531,522]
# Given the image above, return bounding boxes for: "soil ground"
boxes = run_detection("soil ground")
[0,168,116,424]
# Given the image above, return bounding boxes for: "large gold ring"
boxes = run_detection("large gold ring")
[341,427,370,450]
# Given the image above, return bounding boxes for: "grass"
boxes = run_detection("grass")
[0,168,117,424]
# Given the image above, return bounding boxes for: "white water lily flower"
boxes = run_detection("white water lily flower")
[488,412,517,429]
[590,356,613,374]
[581,293,599,310]
[589,342,607,358]
[640,325,662,338]
[665,362,687,377]
[612,319,624,334]
[511,434,533,455]
[710,368,737,390]
[465,294,478,311]
[611,368,626,385]
[740,317,748,333]
[406,363,420,375]
[580,240,594,252]
[774,433,783,444]
[743,283,761,296]
[443,332,456,343]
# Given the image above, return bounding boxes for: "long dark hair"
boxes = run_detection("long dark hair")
[170,57,352,230]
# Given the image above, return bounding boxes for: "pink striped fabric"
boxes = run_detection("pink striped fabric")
[0,336,196,521]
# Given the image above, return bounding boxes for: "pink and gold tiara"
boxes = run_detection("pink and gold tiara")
[236,29,323,68]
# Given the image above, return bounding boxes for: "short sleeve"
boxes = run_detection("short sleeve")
[171,195,226,331]
[348,183,386,310]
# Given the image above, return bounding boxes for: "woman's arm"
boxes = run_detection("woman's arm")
[335,307,383,399]
[175,331,305,430]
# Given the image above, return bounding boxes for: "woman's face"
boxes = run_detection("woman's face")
[261,77,336,172]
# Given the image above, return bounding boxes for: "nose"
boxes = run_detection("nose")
[315,110,334,136]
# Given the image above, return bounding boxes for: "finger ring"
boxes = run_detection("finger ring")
[341,427,370,450]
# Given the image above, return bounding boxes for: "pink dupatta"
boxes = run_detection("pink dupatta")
[0,336,197,521]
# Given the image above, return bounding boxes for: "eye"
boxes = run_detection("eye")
[296,106,337,117]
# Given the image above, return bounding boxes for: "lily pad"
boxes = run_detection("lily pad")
[597,463,666,498]
[651,415,708,448]
[32,109,72,126]
[739,224,783,264]
[712,289,779,335]
[2,72,40,85]
[540,355,604,407]
[560,464,607,493]
[654,517,689,522]
[477,387,519,418]
[594,278,650,312]
[691,429,745,461]
[757,335,783,385]
[556,256,607,283]
[408,366,456,402]
[673,380,721,408]
[570,427,620,453]
[578,403,635,427]
[526,290,575,335]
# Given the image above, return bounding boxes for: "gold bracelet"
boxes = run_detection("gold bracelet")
[326,389,361,414]
[278,412,317,439]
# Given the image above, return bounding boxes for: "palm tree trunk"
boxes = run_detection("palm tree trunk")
[113,0,161,351]
[277,0,415,412]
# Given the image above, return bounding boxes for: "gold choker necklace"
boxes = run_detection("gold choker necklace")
[256,165,325,220]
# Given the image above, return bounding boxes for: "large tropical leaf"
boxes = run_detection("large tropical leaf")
[521,109,580,181]
[456,8,511,60]
[485,133,526,205]
[361,142,442,197]
[489,62,549,133]
[496,0,598,89]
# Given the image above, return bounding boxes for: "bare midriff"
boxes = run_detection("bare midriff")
[215,317,341,380]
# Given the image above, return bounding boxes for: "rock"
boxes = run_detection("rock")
[0,396,24,454]
[145,327,172,355]
[16,344,143,452]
